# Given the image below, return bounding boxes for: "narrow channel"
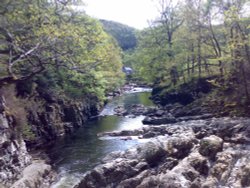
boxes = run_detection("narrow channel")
[46,88,154,188]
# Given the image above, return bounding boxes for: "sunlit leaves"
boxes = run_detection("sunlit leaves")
[130,0,250,90]
[0,0,125,101]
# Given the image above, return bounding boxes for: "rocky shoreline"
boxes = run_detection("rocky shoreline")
[74,83,250,188]
[75,80,250,188]
[2,81,250,188]
[0,84,100,187]
[0,95,57,188]
[0,83,151,187]
[76,117,250,188]
[113,102,214,125]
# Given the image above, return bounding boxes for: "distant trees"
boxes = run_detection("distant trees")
[100,20,137,51]
[99,20,138,83]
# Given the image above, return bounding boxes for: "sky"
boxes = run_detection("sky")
[82,0,160,29]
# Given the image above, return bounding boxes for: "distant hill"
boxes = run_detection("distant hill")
[100,19,137,51]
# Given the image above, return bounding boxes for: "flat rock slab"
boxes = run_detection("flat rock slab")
[11,160,51,188]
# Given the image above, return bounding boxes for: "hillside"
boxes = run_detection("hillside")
[100,19,137,51]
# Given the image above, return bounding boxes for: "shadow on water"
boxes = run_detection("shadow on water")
[47,91,154,188]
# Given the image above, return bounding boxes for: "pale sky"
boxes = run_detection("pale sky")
[83,0,160,29]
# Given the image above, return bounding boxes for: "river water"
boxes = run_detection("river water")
[47,88,154,188]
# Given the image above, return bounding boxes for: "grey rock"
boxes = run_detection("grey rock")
[142,131,157,138]
[11,160,52,188]
[77,159,138,188]
[241,164,250,187]
[0,114,9,129]
[114,106,128,116]
[155,110,165,117]
[142,115,176,125]
[182,169,199,181]
[201,177,218,188]
[190,178,202,188]
[189,154,209,176]
[75,117,250,188]
[199,135,223,159]
[137,141,166,165]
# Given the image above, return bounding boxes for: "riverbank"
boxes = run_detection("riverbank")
[151,77,250,117]
[47,87,154,187]
[74,79,250,188]
[0,83,151,187]
[76,117,250,188]
[0,84,100,187]
[0,97,56,188]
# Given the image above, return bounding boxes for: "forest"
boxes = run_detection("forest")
[0,0,125,102]
[128,0,250,110]
[1,0,250,187]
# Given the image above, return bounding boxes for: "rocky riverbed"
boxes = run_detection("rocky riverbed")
[0,97,55,188]
[76,117,250,188]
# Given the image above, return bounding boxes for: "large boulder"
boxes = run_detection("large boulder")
[163,137,195,159]
[10,160,52,188]
[76,159,139,188]
[199,135,223,160]
[137,141,166,166]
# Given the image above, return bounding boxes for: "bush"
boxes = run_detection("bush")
[22,124,36,141]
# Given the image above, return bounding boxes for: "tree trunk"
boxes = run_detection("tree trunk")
[191,43,195,74]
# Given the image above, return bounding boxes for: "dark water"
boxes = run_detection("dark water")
[47,89,154,188]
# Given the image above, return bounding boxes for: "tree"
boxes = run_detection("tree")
[0,0,96,86]
[0,0,74,85]
[130,0,250,105]
[224,1,250,101]
[154,0,183,51]
[0,0,125,101]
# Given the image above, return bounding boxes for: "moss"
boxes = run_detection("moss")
[22,124,36,141]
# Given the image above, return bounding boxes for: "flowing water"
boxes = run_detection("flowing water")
[47,88,154,188]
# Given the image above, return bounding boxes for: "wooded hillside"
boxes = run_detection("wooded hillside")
[129,0,250,107]
[100,19,137,51]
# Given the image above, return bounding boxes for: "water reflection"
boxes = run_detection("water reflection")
[48,91,154,188]
[100,91,154,116]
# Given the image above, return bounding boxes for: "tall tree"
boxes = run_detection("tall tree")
[0,0,125,101]
[154,0,183,55]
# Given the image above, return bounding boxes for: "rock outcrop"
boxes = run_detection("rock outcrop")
[10,160,53,188]
[17,85,100,148]
[0,96,54,188]
[76,117,250,188]
[26,97,99,147]
[199,135,223,160]
[0,84,99,187]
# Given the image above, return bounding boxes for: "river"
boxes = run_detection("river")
[46,88,154,188]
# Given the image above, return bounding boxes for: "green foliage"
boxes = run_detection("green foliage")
[100,20,137,51]
[129,0,250,103]
[22,124,36,141]
[130,27,179,83]
[0,0,125,103]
